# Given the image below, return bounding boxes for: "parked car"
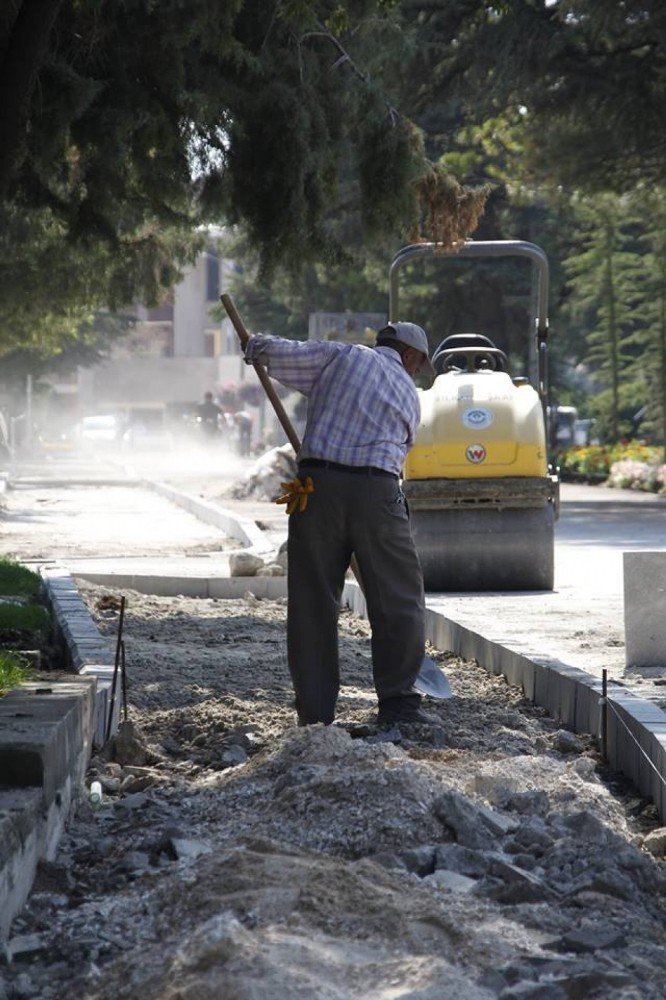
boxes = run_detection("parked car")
[77,414,119,445]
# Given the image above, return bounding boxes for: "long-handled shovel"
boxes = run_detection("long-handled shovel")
[220,293,452,700]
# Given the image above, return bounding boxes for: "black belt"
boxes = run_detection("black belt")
[299,459,398,479]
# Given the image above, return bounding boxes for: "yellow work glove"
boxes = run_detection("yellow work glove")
[273,476,315,514]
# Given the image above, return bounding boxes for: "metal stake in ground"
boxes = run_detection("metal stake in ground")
[220,293,452,701]
[120,638,128,724]
[601,667,608,761]
[105,595,126,743]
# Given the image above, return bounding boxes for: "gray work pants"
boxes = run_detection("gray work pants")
[287,465,425,724]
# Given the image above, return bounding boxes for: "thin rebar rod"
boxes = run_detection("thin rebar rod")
[601,668,608,761]
[120,638,128,724]
[105,595,126,743]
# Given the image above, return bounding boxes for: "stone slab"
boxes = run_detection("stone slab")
[42,568,116,746]
[69,571,290,602]
[0,681,94,941]
[624,552,666,669]
[147,480,274,555]
[0,788,43,940]
[0,679,94,806]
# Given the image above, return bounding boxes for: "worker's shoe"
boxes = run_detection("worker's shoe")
[377,701,437,728]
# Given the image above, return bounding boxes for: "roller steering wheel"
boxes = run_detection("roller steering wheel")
[439,349,506,373]
[473,351,498,371]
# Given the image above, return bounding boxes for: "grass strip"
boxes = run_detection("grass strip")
[0,651,29,695]
[0,602,50,633]
[0,557,41,597]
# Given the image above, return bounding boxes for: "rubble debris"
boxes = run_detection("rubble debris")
[4,585,666,1000]
[228,552,265,577]
[551,729,583,754]
[255,562,285,577]
[230,445,297,501]
[643,827,666,857]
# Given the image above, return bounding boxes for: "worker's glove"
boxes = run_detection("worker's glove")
[273,476,315,515]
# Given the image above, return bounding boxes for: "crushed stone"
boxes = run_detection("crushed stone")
[2,585,666,999]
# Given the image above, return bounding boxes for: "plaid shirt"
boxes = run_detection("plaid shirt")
[245,334,420,475]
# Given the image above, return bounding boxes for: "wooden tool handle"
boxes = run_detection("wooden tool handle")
[222,294,368,596]
[220,293,302,453]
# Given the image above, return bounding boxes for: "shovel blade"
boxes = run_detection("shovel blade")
[413,655,453,700]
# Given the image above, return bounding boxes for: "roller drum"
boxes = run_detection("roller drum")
[411,504,555,592]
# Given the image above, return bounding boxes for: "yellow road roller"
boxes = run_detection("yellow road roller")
[392,241,560,591]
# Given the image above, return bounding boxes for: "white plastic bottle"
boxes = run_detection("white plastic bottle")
[89,780,103,809]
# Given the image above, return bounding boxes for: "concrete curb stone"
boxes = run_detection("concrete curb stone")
[0,565,114,941]
[0,678,96,941]
[342,580,666,821]
[146,479,274,556]
[41,565,116,749]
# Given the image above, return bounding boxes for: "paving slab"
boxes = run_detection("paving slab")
[1,478,238,562]
[624,551,666,670]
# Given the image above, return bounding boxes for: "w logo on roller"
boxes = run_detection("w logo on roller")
[465,444,487,463]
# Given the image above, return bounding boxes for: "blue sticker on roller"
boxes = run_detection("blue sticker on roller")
[462,406,494,429]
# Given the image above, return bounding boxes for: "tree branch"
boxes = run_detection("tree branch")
[300,22,401,124]
[0,0,64,199]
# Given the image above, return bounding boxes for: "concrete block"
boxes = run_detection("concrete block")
[79,668,115,747]
[208,577,288,600]
[0,773,81,942]
[533,662,553,710]
[63,624,105,643]
[51,597,88,610]
[603,690,666,807]
[574,677,602,737]
[0,788,43,940]
[71,646,114,670]
[651,735,666,819]
[624,551,666,669]
[552,667,579,729]
[0,680,94,806]
[131,574,209,598]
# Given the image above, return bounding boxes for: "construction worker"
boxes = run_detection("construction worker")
[197,391,222,439]
[244,322,435,727]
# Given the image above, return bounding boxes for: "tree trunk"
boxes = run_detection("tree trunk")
[604,230,619,442]
[660,263,666,464]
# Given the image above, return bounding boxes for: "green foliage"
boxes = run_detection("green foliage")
[0,557,41,597]
[0,311,134,391]
[563,194,645,441]
[0,201,199,357]
[624,189,666,454]
[0,651,29,696]
[0,602,50,634]
[216,228,392,340]
[410,1,666,196]
[357,110,420,237]
[0,0,495,349]
[557,442,662,482]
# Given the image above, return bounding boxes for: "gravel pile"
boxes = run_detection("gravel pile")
[2,586,666,1000]
[230,445,297,501]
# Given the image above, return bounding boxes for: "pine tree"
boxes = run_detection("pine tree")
[563,194,643,441]
[625,190,666,458]
[0,0,489,355]
[405,0,666,195]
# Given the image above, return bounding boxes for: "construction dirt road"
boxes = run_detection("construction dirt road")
[2,458,666,998]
